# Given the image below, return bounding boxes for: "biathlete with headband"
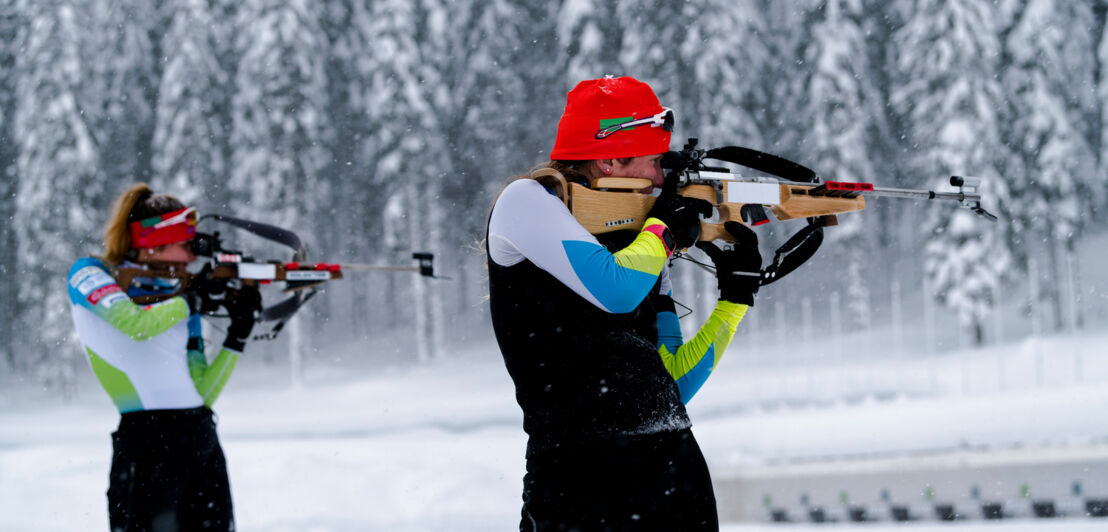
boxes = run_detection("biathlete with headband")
[67,183,260,531]
[486,76,764,531]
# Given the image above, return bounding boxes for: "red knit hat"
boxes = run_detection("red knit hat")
[549,76,673,160]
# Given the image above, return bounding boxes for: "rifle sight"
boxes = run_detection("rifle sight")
[191,232,222,257]
[192,231,245,259]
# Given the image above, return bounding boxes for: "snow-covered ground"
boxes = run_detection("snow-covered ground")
[3,230,1106,531]
[3,325,1108,531]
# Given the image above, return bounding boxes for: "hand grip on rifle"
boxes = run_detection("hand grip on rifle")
[221,282,261,352]
[182,266,228,315]
[646,171,714,249]
[694,221,762,306]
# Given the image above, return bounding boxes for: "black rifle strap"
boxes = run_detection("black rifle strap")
[761,220,824,286]
[202,214,306,261]
[705,146,818,183]
[199,213,312,334]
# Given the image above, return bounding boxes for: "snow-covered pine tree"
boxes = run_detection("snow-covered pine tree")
[0,0,24,371]
[436,0,564,333]
[687,0,767,148]
[79,0,166,185]
[891,0,1013,345]
[151,0,230,209]
[558,0,625,83]
[209,0,240,201]
[679,0,773,322]
[316,0,378,344]
[617,0,712,321]
[13,0,102,388]
[1100,1,1108,223]
[230,0,331,382]
[732,2,815,321]
[1002,0,1100,332]
[617,0,699,120]
[858,0,916,287]
[800,0,882,332]
[355,0,440,360]
[755,1,813,158]
[406,0,465,360]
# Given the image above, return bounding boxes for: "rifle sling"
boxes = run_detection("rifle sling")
[705,146,818,183]
[203,213,306,261]
[760,220,824,286]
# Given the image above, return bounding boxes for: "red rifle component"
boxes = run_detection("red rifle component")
[826,181,875,192]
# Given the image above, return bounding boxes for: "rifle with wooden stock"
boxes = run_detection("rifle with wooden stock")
[116,213,437,340]
[537,138,997,284]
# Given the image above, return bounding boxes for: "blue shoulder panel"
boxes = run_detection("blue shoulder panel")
[67,257,116,311]
[562,240,659,314]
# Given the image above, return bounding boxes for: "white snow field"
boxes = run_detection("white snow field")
[3,324,1108,531]
[3,230,1107,531]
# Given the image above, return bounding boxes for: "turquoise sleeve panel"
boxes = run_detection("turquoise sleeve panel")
[654,279,682,352]
[488,179,672,314]
[656,309,683,353]
[658,300,748,404]
[195,347,240,406]
[67,257,189,340]
[186,314,207,386]
[188,313,203,339]
[562,219,670,313]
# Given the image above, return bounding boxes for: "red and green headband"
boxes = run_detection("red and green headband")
[129,207,197,249]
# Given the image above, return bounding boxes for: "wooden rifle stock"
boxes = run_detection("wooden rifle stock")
[561,172,865,242]
[116,263,343,304]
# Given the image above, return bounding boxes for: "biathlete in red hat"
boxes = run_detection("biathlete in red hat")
[486,76,762,530]
[66,183,260,531]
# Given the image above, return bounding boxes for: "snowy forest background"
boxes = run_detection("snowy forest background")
[1,0,1106,390]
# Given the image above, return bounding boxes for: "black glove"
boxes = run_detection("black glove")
[646,171,714,249]
[221,283,261,352]
[182,271,228,315]
[694,221,762,306]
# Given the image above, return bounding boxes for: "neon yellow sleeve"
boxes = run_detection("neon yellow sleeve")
[658,300,748,403]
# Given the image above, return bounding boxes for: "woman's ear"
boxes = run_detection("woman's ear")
[597,159,614,175]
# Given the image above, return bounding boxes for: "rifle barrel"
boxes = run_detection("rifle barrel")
[701,174,982,203]
[339,264,422,273]
[867,186,981,203]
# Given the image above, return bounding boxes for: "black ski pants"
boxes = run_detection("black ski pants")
[520,428,718,532]
[107,406,233,532]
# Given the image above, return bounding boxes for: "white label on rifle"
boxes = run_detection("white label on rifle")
[237,263,277,280]
[286,271,330,281]
[726,182,781,205]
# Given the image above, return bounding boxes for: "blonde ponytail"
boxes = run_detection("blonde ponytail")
[103,184,153,265]
[103,184,188,265]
